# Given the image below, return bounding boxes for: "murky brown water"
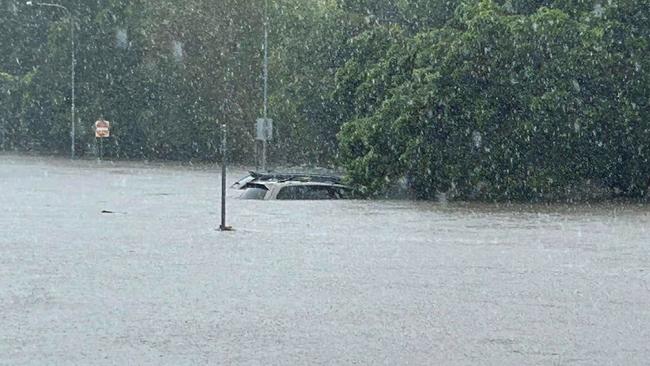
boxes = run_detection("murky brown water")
[1,154,649,365]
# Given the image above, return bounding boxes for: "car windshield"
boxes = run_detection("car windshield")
[240,186,268,200]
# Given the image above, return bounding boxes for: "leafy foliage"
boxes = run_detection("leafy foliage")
[338,0,650,200]
[1,0,648,200]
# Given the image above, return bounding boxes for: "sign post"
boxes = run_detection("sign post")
[255,118,273,171]
[94,119,110,161]
[219,124,233,231]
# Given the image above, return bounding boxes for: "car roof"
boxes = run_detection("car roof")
[233,171,346,190]
[259,181,350,188]
[249,172,343,184]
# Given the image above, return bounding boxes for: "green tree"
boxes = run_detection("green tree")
[338,0,650,200]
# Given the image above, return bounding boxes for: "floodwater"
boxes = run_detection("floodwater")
[1,154,649,365]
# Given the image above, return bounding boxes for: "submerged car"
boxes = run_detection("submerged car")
[233,172,352,200]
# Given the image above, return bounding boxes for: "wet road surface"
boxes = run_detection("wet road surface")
[1,154,649,365]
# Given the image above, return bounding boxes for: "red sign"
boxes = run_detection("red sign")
[95,119,110,138]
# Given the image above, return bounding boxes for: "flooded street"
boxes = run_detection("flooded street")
[1,154,649,365]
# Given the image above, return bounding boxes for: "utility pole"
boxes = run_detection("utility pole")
[26,1,75,159]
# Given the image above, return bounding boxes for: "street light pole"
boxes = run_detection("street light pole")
[262,0,269,172]
[26,1,76,159]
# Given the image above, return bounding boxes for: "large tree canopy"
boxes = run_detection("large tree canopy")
[337,0,649,200]
[1,0,648,200]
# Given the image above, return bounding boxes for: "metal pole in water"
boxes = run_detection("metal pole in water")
[219,124,232,231]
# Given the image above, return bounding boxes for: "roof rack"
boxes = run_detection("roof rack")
[249,171,343,184]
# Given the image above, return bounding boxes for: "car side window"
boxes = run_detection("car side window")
[276,185,335,200]
[332,187,351,199]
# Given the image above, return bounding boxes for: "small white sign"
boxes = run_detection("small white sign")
[256,118,273,141]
